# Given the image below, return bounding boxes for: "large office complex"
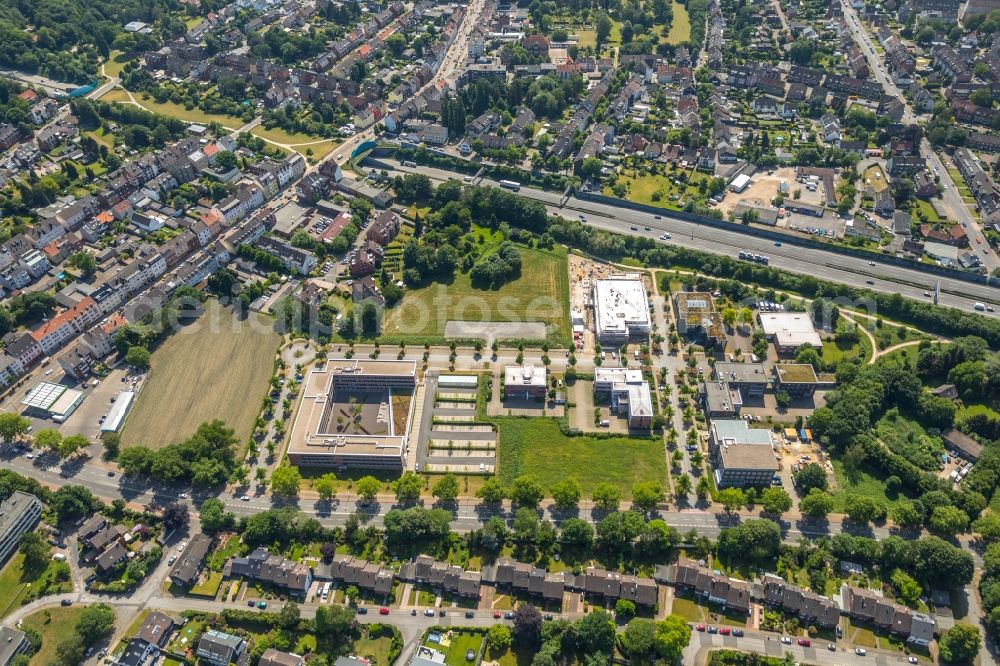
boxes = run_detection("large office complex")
[0,491,43,565]
[592,275,651,343]
[594,367,653,429]
[287,359,417,469]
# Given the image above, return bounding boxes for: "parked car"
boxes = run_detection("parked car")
[424,609,435,617]
[504,612,514,620]
[60,599,72,606]
[855,648,866,656]
[696,624,706,632]
[707,627,718,634]
[719,628,731,635]
[257,601,267,609]
[781,637,792,644]
[798,638,810,647]
[356,607,368,615]
[247,600,256,607]
[493,611,502,619]
[379,607,390,615]
[465,610,475,618]
[732,629,744,637]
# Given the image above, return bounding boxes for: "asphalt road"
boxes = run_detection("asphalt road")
[684,629,921,666]
[379,158,1000,314]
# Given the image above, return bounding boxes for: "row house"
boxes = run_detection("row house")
[319,554,394,597]
[955,148,1000,216]
[920,223,968,247]
[256,236,317,274]
[761,574,841,628]
[671,557,752,614]
[842,585,935,646]
[2,333,43,376]
[823,74,883,100]
[399,555,482,598]
[225,547,313,596]
[932,45,970,82]
[58,325,117,379]
[0,123,20,150]
[950,98,994,125]
[968,132,1000,153]
[29,296,102,356]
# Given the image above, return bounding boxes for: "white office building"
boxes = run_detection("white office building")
[592,275,651,343]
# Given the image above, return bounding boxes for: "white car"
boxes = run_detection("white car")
[178,542,187,552]
[855,648,867,656]
[781,637,792,644]
[178,492,188,499]
[241,495,251,501]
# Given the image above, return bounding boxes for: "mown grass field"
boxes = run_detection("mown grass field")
[664,1,691,44]
[381,239,570,343]
[120,299,280,449]
[494,417,666,498]
[22,606,90,666]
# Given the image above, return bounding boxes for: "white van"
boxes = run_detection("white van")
[974,302,986,311]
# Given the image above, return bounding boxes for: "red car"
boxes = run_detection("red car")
[696,624,706,632]
[719,628,731,635]
[493,611,502,619]
[379,607,390,615]
[798,638,811,647]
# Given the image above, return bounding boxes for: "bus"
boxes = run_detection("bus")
[401,160,417,167]
[498,180,521,191]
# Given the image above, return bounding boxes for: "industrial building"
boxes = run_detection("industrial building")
[21,380,84,422]
[0,492,43,565]
[503,364,547,399]
[594,367,653,429]
[591,275,651,343]
[709,420,777,487]
[758,312,823,354]
[287,359,417,469]
[712,362,768,397]
[730,173,751,193]
[101,391,135,433]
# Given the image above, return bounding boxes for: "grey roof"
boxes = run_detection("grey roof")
[0,626,28,666]
[168,533,212,585]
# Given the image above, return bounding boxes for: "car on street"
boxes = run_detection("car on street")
[178,542,187,552]
[248,600,256,607]
[798,638,810,647]
[504,612,514,620]
[719,628,730,635]
[865,280,875,285]
[543,614,554,621]
[61,599,72,606]
[707,626,718,634]
[781,637,792,644]
[241,495,250,501]
[168,555,176,565]
[493,611,502,618]
[257,601,267,609]
[732,629,744,637]
[696,624,706,632]
[630,225,638,231]
[828,644,836,651]
[357,607,367,614]
[908,658,918,664]
[379,607,390,615]
[465,611,475,618]
[107,471,115,477]
[178,492,188,499]
[855,648,866,656]
[424,609,435,617]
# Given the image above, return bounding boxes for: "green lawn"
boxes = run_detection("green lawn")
[354,635,394,666]
[575,29,597,49]
[98,89,246,129]
[190,572,223,597]
[494,417,666,498]
[604,169,706,209]
[830,459,911,512]
[671,596,707,622]
[663,1,691,44]
[429,631,484,666]
[103,51,133,79]
[821,336,871,365]
[22,606,90,666]
[912,199,941,223]
[0,554,35,618]
[381,240,570,344]
[957,403,1000,422]
[487,644,535,666]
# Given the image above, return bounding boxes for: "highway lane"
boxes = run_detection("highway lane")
[378,159,1000,314]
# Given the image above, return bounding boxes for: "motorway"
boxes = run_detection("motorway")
[839,0,999,275]
[378,158,1000,315]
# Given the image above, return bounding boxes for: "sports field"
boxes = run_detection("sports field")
[381,240,570,343]
[120,299,281,449]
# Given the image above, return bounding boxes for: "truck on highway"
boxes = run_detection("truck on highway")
[498,179,521,191]
[401,160,417,167]
[974,302,986,311]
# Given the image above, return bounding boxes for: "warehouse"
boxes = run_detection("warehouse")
[591,275,651,343]
[729,174,751,193]
[101,391,136,432]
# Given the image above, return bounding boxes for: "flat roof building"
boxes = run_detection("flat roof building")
[101,390,135,432]
[713,362,768,397]
[709,420,777,487]
[758,312,822,353]
[287,359,417,469]
[772,363,819,398]
[0,491,43,566]
[594,367,653,429]
[592,275,651,343]
[0,627,29,666]
[21,380,84,422]
[674,292,726,349]
[702,381,742,418]
[730,173,751,193]
[503,364,547,399]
